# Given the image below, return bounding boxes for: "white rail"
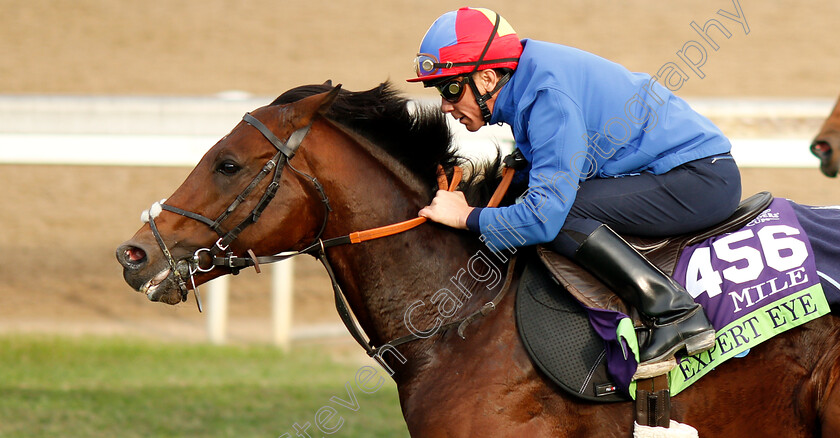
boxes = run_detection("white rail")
[0,95,832,168]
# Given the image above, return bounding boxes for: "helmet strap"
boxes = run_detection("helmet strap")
[469,71,512,123]
[468,12,511,124]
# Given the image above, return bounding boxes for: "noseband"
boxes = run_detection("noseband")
[143,112,329,310]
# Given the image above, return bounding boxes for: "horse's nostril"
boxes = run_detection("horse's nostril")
[119,245,147,267]
[126,247,146,262]
[812,141,832,157]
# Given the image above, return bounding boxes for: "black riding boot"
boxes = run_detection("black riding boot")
[571,225,716,364]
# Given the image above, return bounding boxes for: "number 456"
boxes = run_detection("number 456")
[684,225,808,299]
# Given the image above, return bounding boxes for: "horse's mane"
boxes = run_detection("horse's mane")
[271,81,520,206]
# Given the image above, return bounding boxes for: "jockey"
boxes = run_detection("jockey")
[409,7,742,365]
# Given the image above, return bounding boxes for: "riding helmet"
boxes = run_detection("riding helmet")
[408,7,523,83]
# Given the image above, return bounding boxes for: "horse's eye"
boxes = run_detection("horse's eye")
[216,160,241,176]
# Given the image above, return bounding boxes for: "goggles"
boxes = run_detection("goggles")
[433,76,470,103]
[413,52,486,80]
[414,53,453,78]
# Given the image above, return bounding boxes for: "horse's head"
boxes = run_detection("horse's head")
[811,97,840,178]
[116,86,341,305]
[117,81,508,309]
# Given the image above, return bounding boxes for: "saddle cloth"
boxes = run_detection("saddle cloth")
[515,192,775,402]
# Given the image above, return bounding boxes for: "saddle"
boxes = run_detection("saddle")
[515,192,773,403]
[538,191,774,317]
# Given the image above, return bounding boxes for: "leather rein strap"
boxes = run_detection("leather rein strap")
[217,161,516,270]
[213,156,519,363]
[313,165,518,363]
[211,162,519,363]
[218,163,519,363]
[311,165,518,364]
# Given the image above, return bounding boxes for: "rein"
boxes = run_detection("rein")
[142,110,521,365]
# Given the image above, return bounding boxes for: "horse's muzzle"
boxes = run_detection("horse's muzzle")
[811,137,839,178]
[116,240,186,304]
[117,241,155,288]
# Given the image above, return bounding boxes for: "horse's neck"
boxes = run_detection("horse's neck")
[308,122,494,356]
[330,226,484,334]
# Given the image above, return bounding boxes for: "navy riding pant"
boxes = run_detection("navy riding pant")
[551,153,742,257]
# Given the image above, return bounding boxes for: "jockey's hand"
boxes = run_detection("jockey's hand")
[419,190,475,230]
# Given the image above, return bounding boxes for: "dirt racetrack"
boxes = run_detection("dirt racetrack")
[1,0,840,344]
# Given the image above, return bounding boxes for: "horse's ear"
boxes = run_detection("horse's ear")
[322,79,333,87]
[318,84,342,115]
[288,84,342,126]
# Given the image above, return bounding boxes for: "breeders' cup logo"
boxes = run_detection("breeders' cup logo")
[746,209,780,227]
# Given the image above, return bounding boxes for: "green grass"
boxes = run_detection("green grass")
[0,335,410,438]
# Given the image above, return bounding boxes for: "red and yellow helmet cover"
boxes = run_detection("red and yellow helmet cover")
[409,7,522,83]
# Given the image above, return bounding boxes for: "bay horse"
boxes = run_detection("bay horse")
[811,94,840,177]
[117,82,840,437]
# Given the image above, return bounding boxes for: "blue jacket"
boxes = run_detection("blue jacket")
[467,39,732,249]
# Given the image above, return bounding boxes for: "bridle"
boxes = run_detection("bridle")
[143,112,328,311]
[141,108,523,369]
